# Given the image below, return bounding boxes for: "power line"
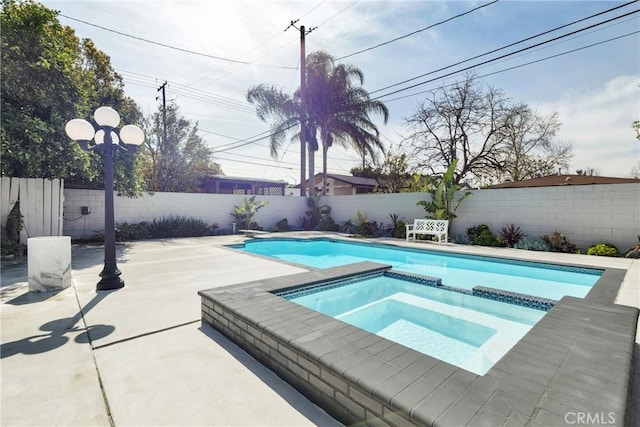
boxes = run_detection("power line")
[371,9,639,100]
[183,0,343,90]
[383,30,640,104]
[59,13,297,69]
[336,0,499,61]
[369,0,639,95]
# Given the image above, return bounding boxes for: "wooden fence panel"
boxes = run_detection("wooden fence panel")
[0,177,64,244]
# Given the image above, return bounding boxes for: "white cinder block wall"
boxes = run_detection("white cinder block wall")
[64,183,639,250]
[63,190,307,238]
[454,183,640,250]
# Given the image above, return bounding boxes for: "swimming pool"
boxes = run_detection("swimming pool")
[236,238,602,301]
[278,271,546,375]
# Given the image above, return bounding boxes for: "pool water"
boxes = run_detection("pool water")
[282,273,546,375]
[240,238,602,301]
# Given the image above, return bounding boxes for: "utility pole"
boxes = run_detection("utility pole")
[157,81,167,191]
[286,20,315,197]
[157,81,167,147]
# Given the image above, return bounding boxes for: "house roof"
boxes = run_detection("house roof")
[324,173,379,187]
[203,175,285,185]
[489,174,640,189]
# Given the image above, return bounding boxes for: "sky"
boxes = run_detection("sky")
[44,0,640,183]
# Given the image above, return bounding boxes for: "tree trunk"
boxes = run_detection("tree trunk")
[308,143,316,197]
[322,145,329,196]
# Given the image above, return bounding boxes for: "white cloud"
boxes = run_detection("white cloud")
[535,75,639,176]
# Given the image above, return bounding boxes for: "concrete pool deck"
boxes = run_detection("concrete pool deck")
[1,232,638,426]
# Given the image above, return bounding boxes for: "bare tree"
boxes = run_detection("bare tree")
[405,74,567,183]
[498,106,572,181]
[405,74,510,183]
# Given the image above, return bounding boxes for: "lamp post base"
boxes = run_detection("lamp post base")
[97,270,125,291]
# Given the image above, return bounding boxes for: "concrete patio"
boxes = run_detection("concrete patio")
[1,233,638,426]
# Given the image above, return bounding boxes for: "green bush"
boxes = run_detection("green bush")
[393,220,407,239]
[541,231,578,253]
[272,218,291,232]
[1,201,24,257]
[499,224,527,248]
[148,216,217,238]
[466,224,501,247]
[623,235,640,259]
[513,238,550,251]
[389,214,406,239]
[587,243,619,257]
[116,222,151,241]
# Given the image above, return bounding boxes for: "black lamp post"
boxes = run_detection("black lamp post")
[65,107,144,291]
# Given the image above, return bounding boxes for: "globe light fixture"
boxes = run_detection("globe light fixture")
[65,107,144,291]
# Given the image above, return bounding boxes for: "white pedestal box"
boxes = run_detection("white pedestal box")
[28,236,72,292]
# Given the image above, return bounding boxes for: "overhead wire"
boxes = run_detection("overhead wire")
[59,13,298,70]
[369,0,639,95]
[382,30,640,104]
[370,8,639,100]
[336,0,499,61]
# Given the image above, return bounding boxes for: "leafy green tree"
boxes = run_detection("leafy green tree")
[1,0,144,195]
[1,0,88,179]
[417,159,472,232]
[141,101,222,192]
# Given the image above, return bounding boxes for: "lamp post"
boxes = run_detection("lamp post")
[65,107,144,291]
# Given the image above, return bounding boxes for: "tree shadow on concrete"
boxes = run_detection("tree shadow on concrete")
[1,291,114,359]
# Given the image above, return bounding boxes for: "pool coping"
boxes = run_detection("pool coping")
[200,251,638,425]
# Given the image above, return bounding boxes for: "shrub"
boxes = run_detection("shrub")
[299,197,335,231]
[354,211,374,237]
[148,216,217,238]
[623,235,640,259]
[587,243,619,257]
[499,224,527,248]
[273,218,291,232]
[389,214,406,239]
[541,231,578,253]
[466,224,501,247]
[231,196,268,230]
[451,234,470,245]
[513,238,550,251]
[116,221,151,241]
[2,201,24,257]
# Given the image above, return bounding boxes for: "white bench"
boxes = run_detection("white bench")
[406,219,449,243]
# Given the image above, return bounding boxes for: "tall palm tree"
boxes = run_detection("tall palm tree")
[246,51,388,196]
[305,51,389,195]
[246,84,319,195]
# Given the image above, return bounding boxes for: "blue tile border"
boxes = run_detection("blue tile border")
[278,269,554,312]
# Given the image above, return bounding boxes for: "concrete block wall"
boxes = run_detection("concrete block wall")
[453,183,640,251]
[64,183,639,250]
[321,192,428,226]
[63,189,306,239]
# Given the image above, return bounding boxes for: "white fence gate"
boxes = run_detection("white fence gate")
[1,177,64,244]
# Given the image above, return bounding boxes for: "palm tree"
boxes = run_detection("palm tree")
[305,51,389,195]
[246,84,319,195]
[246,51,388,196]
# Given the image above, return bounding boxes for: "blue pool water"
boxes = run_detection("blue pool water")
[280,273,546,375]
[239,238,602,301]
